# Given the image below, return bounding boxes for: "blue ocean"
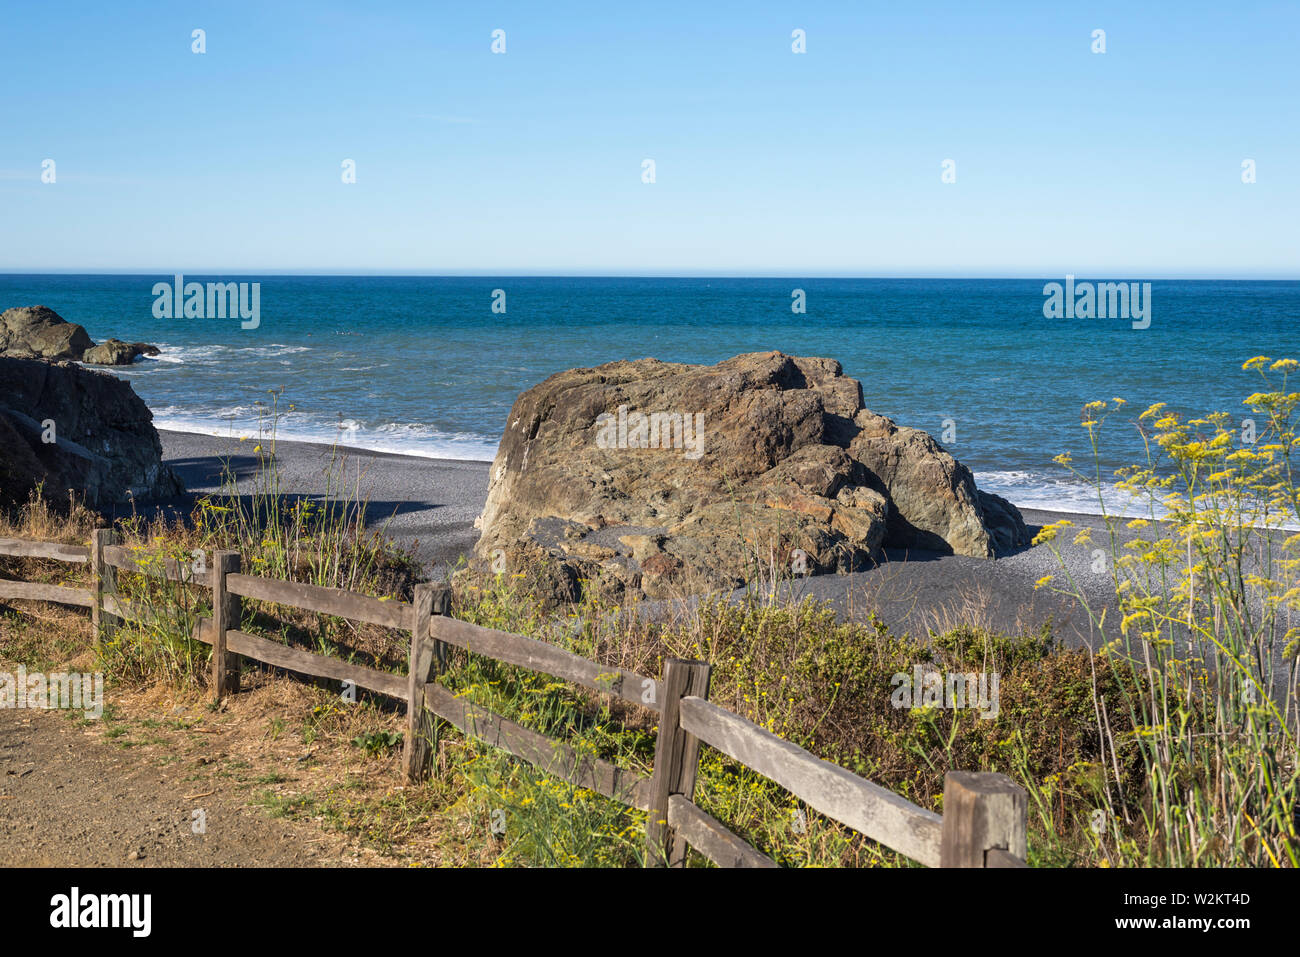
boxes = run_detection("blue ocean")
[2,275,1296,513]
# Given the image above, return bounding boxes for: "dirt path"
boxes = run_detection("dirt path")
[0,705,389,867]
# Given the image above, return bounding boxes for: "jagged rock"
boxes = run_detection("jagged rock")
[848,410,995,557]
[464,351,1029,605]
[0,355,183,509]
[975,490,1030,554]
[0,412,48,509]
[83,339,158,366]
[0,306,94,359]
[0,305,159,364]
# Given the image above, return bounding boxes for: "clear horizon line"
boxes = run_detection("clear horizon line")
[3,269,1299,281]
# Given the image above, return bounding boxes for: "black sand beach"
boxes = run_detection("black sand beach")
[158,429,490,570]
[157,429,1118,648]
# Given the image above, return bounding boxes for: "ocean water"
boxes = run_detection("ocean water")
[2,275,1296,514]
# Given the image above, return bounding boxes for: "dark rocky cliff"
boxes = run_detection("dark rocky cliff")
[0,355,182,509]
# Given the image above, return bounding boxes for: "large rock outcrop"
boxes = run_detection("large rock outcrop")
[1,305,158,366]
[0,355,183,509]
[467,351,1028,603]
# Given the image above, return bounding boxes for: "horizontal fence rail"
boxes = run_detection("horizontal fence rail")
[429,615,663,713]
[424,682,651,808]
[226,573,413,631]
[0,532,1029,868]
[666,795,778,868]
[190,618,408,700]
[0,537,90,563]
[679,695,945,867]
[99,593,153,625]
[103,544,203,583]
[987,848,1029,868]
[0,578,94,608]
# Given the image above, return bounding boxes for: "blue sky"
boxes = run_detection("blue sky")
[2,1,1296,276]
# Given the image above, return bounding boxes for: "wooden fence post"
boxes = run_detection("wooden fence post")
[940,771,1027,867]
[431,584,451,670]
[403,582,440,782]
[90,527,118,648]
[646,657,712,867]
[210,550,242,699]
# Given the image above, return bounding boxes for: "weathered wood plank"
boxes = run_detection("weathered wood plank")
[0,578,93,608]
[91,528,116,646]
[226,573,411,630]
[0,537,89,563]
[678,695,943,867]
[403,583,439,782]
[940,771,1028,868]
[986,847,1029,868]
[667,795,778,868]
[100,593,157,626]
[192,618,407,699]
[102,544,205,583]
[423,682,650,809]
[210,551,241,698]
[647,658,711,867]
[429,615,662,713]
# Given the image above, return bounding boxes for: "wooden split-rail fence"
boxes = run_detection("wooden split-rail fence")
[0,531,1029,868]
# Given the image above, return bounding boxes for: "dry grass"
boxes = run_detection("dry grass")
[0,603,498,866]
[0,486,98,545]
[916,580,1046,638]
[0,486,477,865]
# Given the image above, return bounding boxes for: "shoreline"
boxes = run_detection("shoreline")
[149,415,500,465]
[158,426,1118,526]
[159,426,495,465]
[156,427,1120,647]
[156,425,1122,521]
[157,428,491,572]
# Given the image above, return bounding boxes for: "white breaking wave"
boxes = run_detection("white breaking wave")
[973,470,1163,518]
[152,409,500,462]
[974,471,1300,528]
[141,343,229,364]
[102,342,309,367]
